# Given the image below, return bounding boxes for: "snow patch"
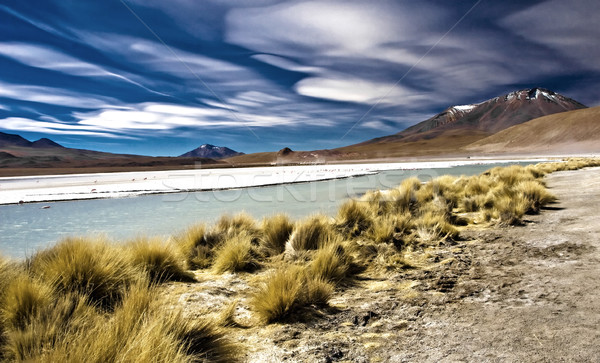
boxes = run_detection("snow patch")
[453,104,476,112]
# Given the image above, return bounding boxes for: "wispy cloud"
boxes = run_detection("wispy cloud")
[0,81,119,109]
[0,1,597,154]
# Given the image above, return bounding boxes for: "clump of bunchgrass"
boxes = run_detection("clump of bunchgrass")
[289,215,334,251]
[174,223,213,269]
[308,242,353,284]
[251,266,304,323]
[4,292,98,361]
[27,283,238,363]
[259,214,294,257]
[336,199,373,237]
[212,232,260,274]
[0,276,54,331]
[415,211,458,244]
[214,213,259,239]
[490,193,529,226]
[27,237,141,310]
[514,180,557,213]
[367,213,415,248]
[126,237,194,283]
[250,262,338,324]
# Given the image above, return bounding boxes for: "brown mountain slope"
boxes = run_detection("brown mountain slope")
[464,106,600,154]
[360,88,586,145]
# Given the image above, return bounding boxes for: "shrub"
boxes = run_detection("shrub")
[126,237,194,283]
[27,237,140,310]
[259,214,294,256]
[289,215,334,251]
[213,233,259,273]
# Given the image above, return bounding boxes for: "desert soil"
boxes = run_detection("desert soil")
[162,167,600,362]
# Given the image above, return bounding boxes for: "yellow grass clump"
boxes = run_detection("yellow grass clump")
[415,211,459,244]
[213,232,260,273]
[308,242,353,284]
[250,264,337,323]
[289,215,334,251]
[251,266,305,323]
[214,213,259,239]
[259,214,294,257]
[336,199,373,237]
[27,237,141,310]
[174,223,214,269]
[0,276,54,331]
[514,180,557,213]
[126,237,194,283]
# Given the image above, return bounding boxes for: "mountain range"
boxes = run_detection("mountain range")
[1,87,598,175]
[0,132,225,176]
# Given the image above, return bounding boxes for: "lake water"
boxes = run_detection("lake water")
[0,162,533,258]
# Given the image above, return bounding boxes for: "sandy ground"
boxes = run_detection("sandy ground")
[159,166,600,362]
[0,159,539,205]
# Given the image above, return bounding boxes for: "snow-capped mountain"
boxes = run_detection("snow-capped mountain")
[364,87,586,144]
[179,144,244,159]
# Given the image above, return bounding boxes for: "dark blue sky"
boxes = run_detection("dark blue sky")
[0,0,598,156]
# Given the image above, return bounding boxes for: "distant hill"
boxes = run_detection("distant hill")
[179,144,244,159]
[0,131,224,176]
[0,132,58,148]
[465,106,600,154]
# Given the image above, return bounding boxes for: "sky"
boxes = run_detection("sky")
[0,0,599,156]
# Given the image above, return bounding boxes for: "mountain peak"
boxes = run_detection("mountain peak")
[31,138,64,148]
[180,144,244,159]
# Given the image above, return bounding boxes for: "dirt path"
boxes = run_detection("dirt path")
[163,167,600,362]
[391,167,600,362]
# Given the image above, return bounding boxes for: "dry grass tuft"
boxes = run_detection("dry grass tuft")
[174,223,214,269]
[0,276,54,331]
[259,214,294,257]
[415,211,459,244]
[213,232,260,274]
[514,180,557,213]
[289,215,334,251]
[27,237,141,310]
[251,266,304,323]
[308,242,353,284]
[215,213,259,239]
[336,199,373,237]
[126,237,194,283]
[493,193,529,226]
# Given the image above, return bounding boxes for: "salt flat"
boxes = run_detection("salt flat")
[0,159,544,205]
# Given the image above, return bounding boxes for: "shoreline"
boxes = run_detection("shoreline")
[0,158,549,205]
